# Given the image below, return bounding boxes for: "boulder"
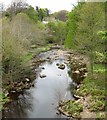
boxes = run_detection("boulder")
[40,74,47,78]
[56,63,60,66]
[40,66,45,70]
[50,46,61,50]
[25,78,31,83]
[47,57,51,60]
[83,73,88,77]
[42,67,45,70]
[72,70,80,74]
[58,64,65,70]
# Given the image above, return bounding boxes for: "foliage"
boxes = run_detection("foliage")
[5,0,29,19]
[64,3,83,49]
[54,10,68,22]
[7,13,47,48]
[26,6,38,22]
[94,51,106,63]
[93,64,105,73]
[97,31,107,40]
[46,21,67,44]
[0,92,10,111]
[2,29,27,82]
[36,6,50,21]
[63,100,83,118]
[64,2,105,75]
[90,98,105,112]
[5,1,50,22]
[74,63,105,112]
[2,12,49,85]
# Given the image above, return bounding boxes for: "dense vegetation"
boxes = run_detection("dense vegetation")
[1,0,68,110]
[65,2,106,74]
[2,1,67,85]
[63,2,106,118]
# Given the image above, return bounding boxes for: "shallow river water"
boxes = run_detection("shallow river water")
[3,50,75,118]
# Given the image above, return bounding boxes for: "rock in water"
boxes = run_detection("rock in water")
[56,63,60,66]
[40,74,47,78]
[58,64,65,70]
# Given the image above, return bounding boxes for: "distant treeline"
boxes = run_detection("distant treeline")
[3,0,50,22]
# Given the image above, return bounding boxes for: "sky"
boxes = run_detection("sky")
[0,0,78,13]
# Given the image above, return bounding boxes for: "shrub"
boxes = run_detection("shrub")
[2,29,26,82]
[95,51,106,63]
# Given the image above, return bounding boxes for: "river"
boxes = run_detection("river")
[2,49,75,118]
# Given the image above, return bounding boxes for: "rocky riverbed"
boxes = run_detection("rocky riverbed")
[2,48,89,118]
[3,48,88,99]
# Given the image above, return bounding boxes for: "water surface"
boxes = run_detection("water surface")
[3,52,74,118]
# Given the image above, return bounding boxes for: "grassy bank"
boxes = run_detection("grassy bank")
[59,63,105,118]
[0,92,10,111]
[1,44,52,111]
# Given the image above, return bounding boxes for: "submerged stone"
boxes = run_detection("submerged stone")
[56,63,60,66]
[40,74,47,78]
[58,64,65,70]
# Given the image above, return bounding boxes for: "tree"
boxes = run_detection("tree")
[45,8,50,16]
[46,21,67,45]
[6,0,28,18]
[64,2,83,49]
[54,10,68,22]
[36,7,50,21]
[76,2,104,76]
[26,6,38,22]
[65,2,105,76]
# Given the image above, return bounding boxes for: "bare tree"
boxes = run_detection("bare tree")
[6,0,28,16]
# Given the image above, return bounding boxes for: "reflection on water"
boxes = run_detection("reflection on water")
[3,59,74,118]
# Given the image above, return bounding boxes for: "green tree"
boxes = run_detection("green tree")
[26,6,38,22]
[64,2,84,49]
[37,7,50,21]
[46,21,67,45]
[76,2,105,76]
[65,2,105,76]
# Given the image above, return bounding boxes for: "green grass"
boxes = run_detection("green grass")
[63,63,105,118]
[21,52,34,64]
[62,100,83,118]
[74,63,105,112]
[75,74,105,97]
[30,44,53,54]
[0,92,10,111]
[96,112,105,119]
[90,99,105,112]
[93,64,105,73]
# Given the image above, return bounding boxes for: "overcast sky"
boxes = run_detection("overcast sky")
[0,0,78,13]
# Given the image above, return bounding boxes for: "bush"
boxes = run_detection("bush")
[2,13,47,84]
[95,51,106,63]
[90,100,105,112]
[9,13,47,48]
[63,100,83,118]
[46,21,67,44]
[2,29,26,82]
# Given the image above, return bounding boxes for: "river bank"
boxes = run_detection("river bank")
[1,47,87,116]
[1,47,105,119]
[57,60,105,119]
[1,45,52,111]
[2,48,73,118]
